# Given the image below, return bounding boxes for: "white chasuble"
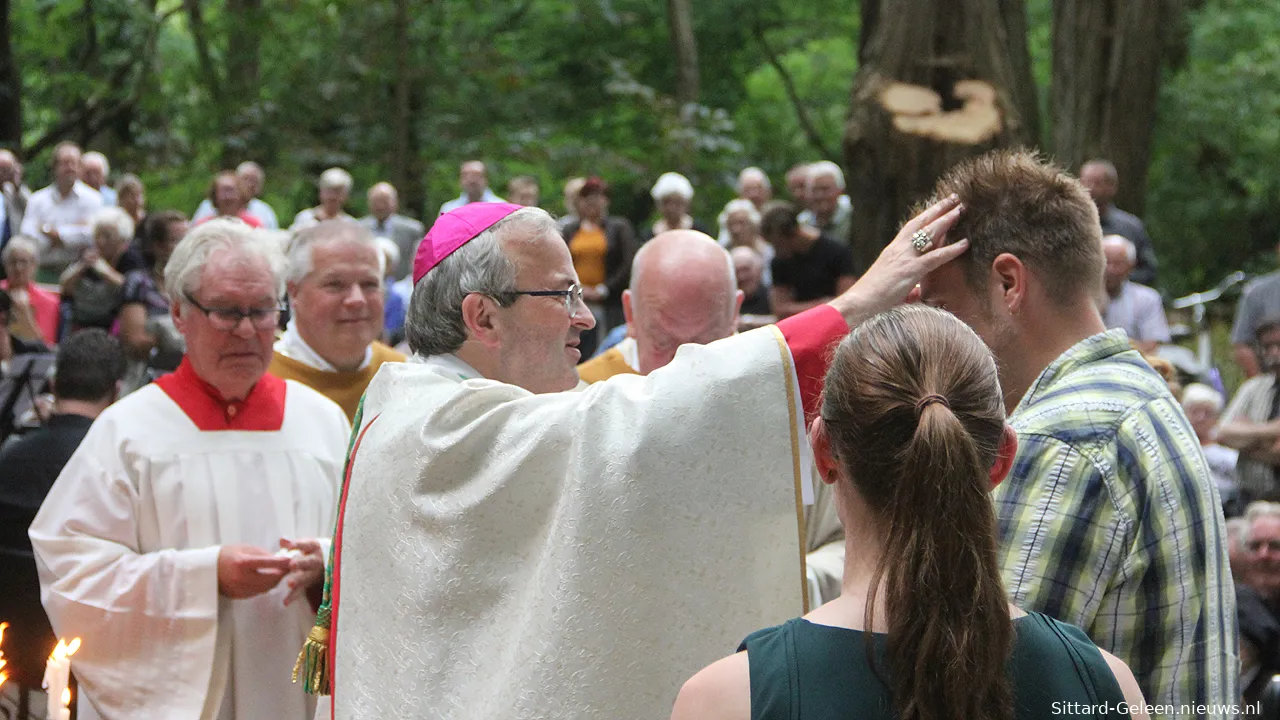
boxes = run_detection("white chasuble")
[330,325,812,719]
[30,361,349,720]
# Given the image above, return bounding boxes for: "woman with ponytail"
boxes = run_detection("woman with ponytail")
[672,304,1148,720]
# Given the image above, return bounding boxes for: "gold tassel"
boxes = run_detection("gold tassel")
[293,625,331,695]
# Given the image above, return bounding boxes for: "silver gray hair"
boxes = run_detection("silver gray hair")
[91,206,135,244]
[737,166,771,192]
[1103,234,1137,265]
[286,219,384,286]
[236,161,264,179]
[1242,501,1280,545]
[806,160,845,191]
[319,167,353,192]
[165,218,287,302]
[1227,517,1248,548]
[650,172,695,202]
[81,150,109,176]
[405,207,558,357]
[1,235,38,264]
[1180,383,1224,414]
[718,198,761,232]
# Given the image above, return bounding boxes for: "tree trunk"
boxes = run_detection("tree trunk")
[843,0,1040,273]
[391,0,412,201]
[1051,0,1176,215]
[183,0,224,105]
[666,0,699,105]
[223,0,263,165]
[0,0,21,149]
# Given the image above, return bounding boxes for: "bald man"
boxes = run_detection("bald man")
[1101,233,1169,354]
[577,230,742,382]
[583,232,848,604]
[359,182,425,280]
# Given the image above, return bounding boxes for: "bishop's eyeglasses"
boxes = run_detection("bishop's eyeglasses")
[489,283,585,313]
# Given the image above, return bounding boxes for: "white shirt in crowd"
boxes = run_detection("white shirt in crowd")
[1103,281,1171,345]
[192,197,281,230]
[20,180,104,273]
[438,188,504,216]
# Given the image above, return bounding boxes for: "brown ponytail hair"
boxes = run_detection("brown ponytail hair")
[819,304,1013,720]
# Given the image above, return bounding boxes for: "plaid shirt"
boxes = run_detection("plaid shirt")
[994,330,1238,714]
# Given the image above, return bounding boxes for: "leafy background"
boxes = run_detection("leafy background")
[10,0,1280,298]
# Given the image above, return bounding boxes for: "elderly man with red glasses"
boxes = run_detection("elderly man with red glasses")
[30,218,350,720]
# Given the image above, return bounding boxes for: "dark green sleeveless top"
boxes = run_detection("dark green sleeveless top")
[740,612,1130,719]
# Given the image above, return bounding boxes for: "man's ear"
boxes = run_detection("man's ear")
[171,298,187,334]
[989,424,1018,490]
[622,289,634,327]
[990,253,1028,314]
[460,293,503,349]
[809,416,840,486]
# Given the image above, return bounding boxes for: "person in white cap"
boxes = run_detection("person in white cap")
[640,171,709,242]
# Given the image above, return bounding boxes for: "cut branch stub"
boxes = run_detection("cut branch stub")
[878,79,1002,145]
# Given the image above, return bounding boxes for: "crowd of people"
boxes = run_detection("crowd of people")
[0,139,1270,719]
[0,145,876,360]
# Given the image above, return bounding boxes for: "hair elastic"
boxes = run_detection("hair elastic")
[915,394,950,416]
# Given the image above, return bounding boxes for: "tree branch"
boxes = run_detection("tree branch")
[183,0,224,104]
[25,7,179,157]
[489,0,535,35]
[78,0,98,73]
[751,16,838,161]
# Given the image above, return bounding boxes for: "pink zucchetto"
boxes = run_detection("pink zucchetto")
[413,202,524,284]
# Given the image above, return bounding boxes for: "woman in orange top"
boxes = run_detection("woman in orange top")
[560,177,637,357]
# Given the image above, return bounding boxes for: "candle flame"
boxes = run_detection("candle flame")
[61,686,71,706]
[50,636,81,662]
[0,621,7,692]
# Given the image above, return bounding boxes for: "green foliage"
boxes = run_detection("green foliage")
[15,0,1275,306]
[1146,0,1280,295]
[11,0,863,230]
[734,36,857,175]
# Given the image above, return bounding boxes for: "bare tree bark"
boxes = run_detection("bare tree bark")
[1052,0,1178,214]
[666,0,699,105]
[858,1,880,66]
[0,0,20,149]
[843,0,1040,272]
[998,0,1041,144]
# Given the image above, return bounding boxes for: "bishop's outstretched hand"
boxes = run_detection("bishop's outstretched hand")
[828,194,968,329]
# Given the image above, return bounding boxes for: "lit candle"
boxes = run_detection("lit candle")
[0,621,9,692]
[43,637,80,720]
[58,687,71,720]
